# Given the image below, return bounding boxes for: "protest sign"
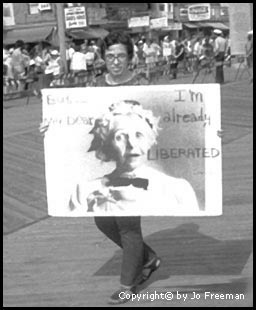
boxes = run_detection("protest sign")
[42,85,222,217]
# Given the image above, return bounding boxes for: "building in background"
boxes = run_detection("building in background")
[3,3,57,46]
[3,3,231,47]
[174,3,230,37]
[228,3,253,55]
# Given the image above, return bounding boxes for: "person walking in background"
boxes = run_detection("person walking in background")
[90,40,99,54]
[136,40,146,66]
[245,30,253,68]
[151,38,162,63]
[193,37,203,73]
[84,44,96,73]
[44,50,64,87]
[183,37,193,73]
[42,45,51,65]
[3,48,15,94]
[11,40,28,91]
[224,34,231,67]
[201,36,214,72]
[131,39,139,69]
[30,45,44,73]
[143,38,157,81]
[213,29,227,84]
[70,45,87,84]
[170,37,185,79]
[176,37,186,74]
[66,42,75,73]
[162,36,172,76]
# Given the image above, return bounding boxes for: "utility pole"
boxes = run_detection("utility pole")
[56,3,67,73]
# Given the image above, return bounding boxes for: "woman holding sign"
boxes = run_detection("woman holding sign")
[41,31,199,305]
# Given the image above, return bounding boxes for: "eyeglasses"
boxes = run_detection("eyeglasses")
[105,53,127,62]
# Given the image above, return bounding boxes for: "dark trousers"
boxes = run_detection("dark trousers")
[94,216,157,287]
[215,52,225,84]
[170,62,178,79]
[42,73,53,88]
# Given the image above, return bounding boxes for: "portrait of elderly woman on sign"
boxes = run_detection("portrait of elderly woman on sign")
[69,100,199,304]
[70,100,199,216]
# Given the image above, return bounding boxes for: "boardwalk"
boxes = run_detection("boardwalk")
[3,77,253,307]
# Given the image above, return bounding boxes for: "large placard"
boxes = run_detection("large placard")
[42,85,222,217]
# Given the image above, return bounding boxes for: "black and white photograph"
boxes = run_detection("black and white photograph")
[3,2,253,307]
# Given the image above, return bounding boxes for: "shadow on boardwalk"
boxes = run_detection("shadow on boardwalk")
[94,223,252,280]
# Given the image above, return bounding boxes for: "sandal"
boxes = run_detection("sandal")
[138,257,161,285]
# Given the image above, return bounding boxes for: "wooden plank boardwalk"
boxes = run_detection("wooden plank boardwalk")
[3,80,253,307]
[3,102,48,235]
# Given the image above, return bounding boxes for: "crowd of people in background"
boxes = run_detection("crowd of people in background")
[3,38,105,94]
[3,28,253,95]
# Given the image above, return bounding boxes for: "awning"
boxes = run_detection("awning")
[67,27,109,40]
[3,26,54,45]
[184,22,200,29]
[46,27,72,47]
[184,21,229,30]
[197,22,229,30]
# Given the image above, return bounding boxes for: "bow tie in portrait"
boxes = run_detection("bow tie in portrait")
[108,177,149,190]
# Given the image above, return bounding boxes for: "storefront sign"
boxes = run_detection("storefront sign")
[150,17,168,29]
[87,7,107,25]
[188,3,211,21]
[64,6,87,29]
[162,22,183,31]
[128,16,150,28]
[38,3,51,11]
[179,8,188,17]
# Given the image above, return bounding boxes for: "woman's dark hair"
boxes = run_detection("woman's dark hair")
[100,31,134,61]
